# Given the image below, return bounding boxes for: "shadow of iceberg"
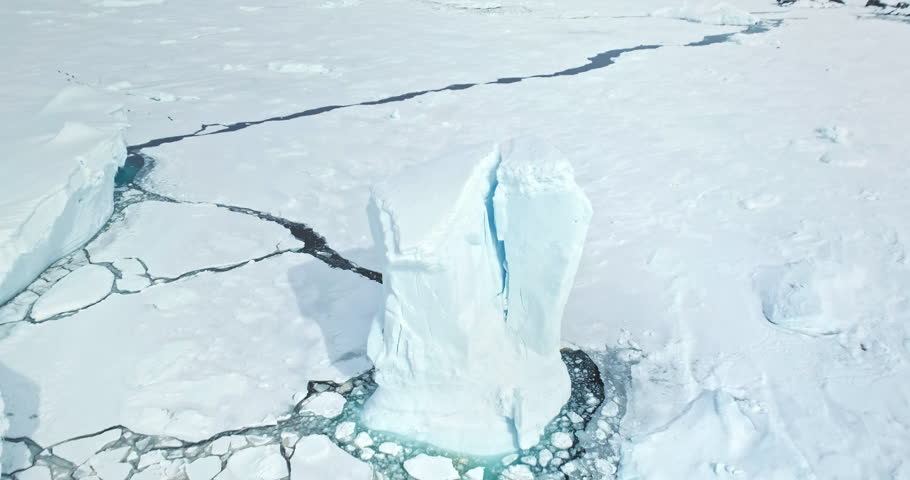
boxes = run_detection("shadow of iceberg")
[287,248,383,378]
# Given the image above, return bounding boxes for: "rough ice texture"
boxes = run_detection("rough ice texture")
[650,2,758,26]
[0,85,127,304]
[363,137,592,455]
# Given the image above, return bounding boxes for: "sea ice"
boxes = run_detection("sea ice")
[300,391,346,418]
[186,456,222,480]
[214,445,285,480]
[291,435,372,480]
[30,264,114,320]
[0,85,127,305]
[619,390,811,479]
[402,454,459,480]
[87,200,297,280]
[363,137,592,454]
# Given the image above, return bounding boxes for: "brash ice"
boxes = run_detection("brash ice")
[363,137,593,455]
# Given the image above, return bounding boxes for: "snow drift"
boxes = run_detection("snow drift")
[0,86,128,305]
[362,137,592,455]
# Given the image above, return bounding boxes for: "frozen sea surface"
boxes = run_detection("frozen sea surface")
[2,0,910,479]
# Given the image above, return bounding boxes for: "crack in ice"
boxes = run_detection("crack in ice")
[1,349,628,480]
[122,22,781,156]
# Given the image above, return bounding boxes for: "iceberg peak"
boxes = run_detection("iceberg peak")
[363,137,592,455]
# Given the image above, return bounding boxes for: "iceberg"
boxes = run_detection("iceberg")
[0,86,127,304]
[362,137,592,455]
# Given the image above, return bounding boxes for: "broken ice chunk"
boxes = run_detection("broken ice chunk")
[30,264,114,320]
[291,435,372,479]
[214,445,285,480]
[403,454,458,480]
[300,391,346,418]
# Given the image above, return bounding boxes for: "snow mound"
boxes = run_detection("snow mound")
[363,137,592,455]
[0,85,127,305]
[620,390,811,479]
[651,2,758,26]
[753,261,865,336]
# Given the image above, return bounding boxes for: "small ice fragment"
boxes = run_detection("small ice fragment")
[378,442,403,456]
[551,432,574,450]
[403,454,458,480]
[334,422,356,442]
[501,464,535,480]
[465,467,485,480]
[539,449,553,467]
[353,432,373,448]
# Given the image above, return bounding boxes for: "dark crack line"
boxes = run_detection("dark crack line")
[130,184,383,283]
[124,22,779,155]
[126,42,718,153]
[1,349,618,479]
[1,23,777,323]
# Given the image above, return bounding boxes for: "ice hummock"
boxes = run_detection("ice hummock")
[363,137,592,455]
[0,86,127,305]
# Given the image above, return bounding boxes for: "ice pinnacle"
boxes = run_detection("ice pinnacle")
[362,137,593,455]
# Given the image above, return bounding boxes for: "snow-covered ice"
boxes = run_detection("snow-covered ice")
[299,391,347,418]
[0,86,127,305]
[363,137,591,454]
[214,445,286,480]
[291,435,372,480]
[402,454,459,480]
[29,264,114,321]
[186,456,222,480]
[3,0,910,478]
[87,200,297,280]
[620,390,811,479]
[0,254,380,444]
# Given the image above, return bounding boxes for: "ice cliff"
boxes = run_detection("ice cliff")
[363,137,592,455]
[0,86,127,304]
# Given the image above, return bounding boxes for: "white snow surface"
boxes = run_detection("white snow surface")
[363,137,591,455]
[299,391,347,418]
[2,0,910,478]
[0,86,127,305]
[214,445,286,480]
[87,200,297,279]
[290,435,372,480]
[0,253,380,444]
[402,454,459,480]
[30,264,114,321]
